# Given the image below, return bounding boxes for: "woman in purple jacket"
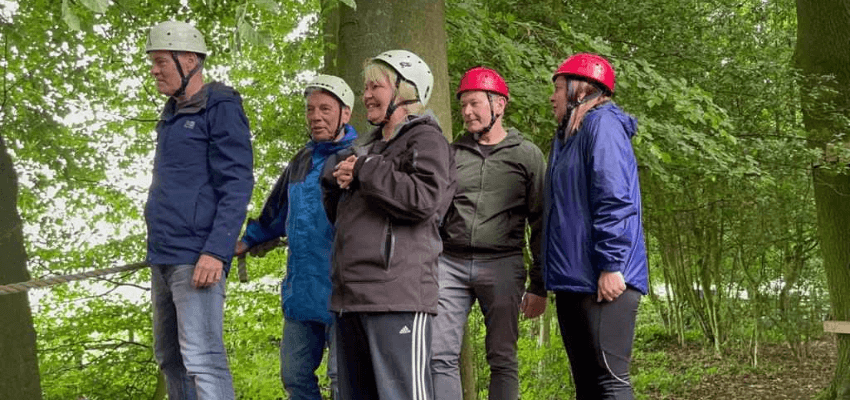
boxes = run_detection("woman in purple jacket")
[543,53,648,400]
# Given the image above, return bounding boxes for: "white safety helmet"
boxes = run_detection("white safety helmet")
[305,74,355,111]
[372,50,434,106]
[145,21,208,55]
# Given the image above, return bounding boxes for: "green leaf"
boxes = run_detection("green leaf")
[340,0,357,11]
[79,0,110,14]
[252,0,281,13]
[61,0,81,31]
[237,19,271,48]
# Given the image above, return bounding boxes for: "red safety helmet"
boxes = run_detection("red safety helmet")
[552,53,615,94]
[456,67,509,99]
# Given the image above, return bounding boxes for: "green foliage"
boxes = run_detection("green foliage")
[2,0,835,397]
[226,249,289,399]
[3,0,324,397]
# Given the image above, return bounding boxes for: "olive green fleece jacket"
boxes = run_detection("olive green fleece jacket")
[440,128,546,296]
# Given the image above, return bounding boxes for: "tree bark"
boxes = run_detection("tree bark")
[795,1,850,398]
[321,0,453,142]
[150,369,166,400]
[460,320,477,400]
[0,134,43,399]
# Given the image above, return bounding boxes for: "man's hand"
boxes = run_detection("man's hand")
[520,292,547,318]
[333,155,357,189]
[193,254,224,288]
[597,271,626,302]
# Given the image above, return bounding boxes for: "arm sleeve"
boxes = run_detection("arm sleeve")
[201,101,255,262]
[525,144,547,296]
[587,114,639,273]
[241,166,291,248]
[352,128,454,222]
[321,152,343,224]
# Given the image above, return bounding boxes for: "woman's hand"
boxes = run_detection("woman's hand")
[597,271,626,302]
[333,155,357,189]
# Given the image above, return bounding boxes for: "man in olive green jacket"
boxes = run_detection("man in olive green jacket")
[432,67,547,400]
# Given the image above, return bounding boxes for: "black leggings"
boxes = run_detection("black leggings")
[555,289,641,400]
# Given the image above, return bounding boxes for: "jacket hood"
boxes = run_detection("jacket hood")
[204,81,243,108]
[592,102,637,138]
[365,110,443,143]
[310,123,358,156]
[454,127,523,151]
[164,81,243,118]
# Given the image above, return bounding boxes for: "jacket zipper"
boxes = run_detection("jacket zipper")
[383,220,394,270]
[469,155,486,248]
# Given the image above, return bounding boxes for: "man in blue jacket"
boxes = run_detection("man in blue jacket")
[236,75,357,400]
[144,21,254,400]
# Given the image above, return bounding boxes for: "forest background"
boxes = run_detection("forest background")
[1,0,849,399]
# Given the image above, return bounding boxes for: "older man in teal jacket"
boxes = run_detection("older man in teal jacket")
[237,75,357,400]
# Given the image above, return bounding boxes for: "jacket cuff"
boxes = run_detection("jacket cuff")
[353,154,381,177]
[526,283,547,297]
[200,251,227,264]
[599,262,623,273]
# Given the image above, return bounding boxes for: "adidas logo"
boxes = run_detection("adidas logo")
[399,325,411,334]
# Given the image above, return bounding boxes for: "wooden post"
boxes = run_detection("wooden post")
[824,321,850,334]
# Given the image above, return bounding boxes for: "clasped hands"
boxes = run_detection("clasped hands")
[333,155,358,189]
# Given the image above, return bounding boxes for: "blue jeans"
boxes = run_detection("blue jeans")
[281,318,338,400]
[151,264,235,400]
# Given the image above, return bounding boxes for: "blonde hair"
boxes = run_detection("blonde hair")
[565,79,611,136]
[363,61,425,115]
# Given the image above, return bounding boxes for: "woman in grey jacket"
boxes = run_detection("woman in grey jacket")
[323,49,456,400]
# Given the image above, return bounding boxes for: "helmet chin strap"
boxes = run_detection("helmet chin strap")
[369,74,419,129]
[170,51,203,100]
[471,93,502,141]
[557,80,602,139]
[332,103,344,141]
[333,108,347,142]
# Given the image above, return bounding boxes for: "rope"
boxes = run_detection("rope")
[0,237,285,295]
[0,261,149,296]
[237,254,248,283]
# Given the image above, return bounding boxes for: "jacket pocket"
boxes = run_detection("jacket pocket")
[382,221,395,270]
[193,187,216,235]
[335,203,397,283]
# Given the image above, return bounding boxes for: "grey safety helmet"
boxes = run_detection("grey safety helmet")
[146,21,207,99]
[145,21,208,54]
[305,74,355,110]
[305,74,355,139]
[369,49,433,126]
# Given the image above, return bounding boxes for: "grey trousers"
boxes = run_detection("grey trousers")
[335,311,434,400]
[430,253,526,400]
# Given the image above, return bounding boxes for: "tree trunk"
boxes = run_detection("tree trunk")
[321,0,452,142]
[795,1,850,398]
[150,369,167,400]
[0,134,43,399]
[460,320,477,400]
[322,0,458,399]
[321,0,457,396]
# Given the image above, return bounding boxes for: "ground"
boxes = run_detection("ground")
[640,336,838,400]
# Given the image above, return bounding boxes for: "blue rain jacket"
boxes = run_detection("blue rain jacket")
[241,125,357,324]
[145,82,254,273]
[543,102,648,295]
